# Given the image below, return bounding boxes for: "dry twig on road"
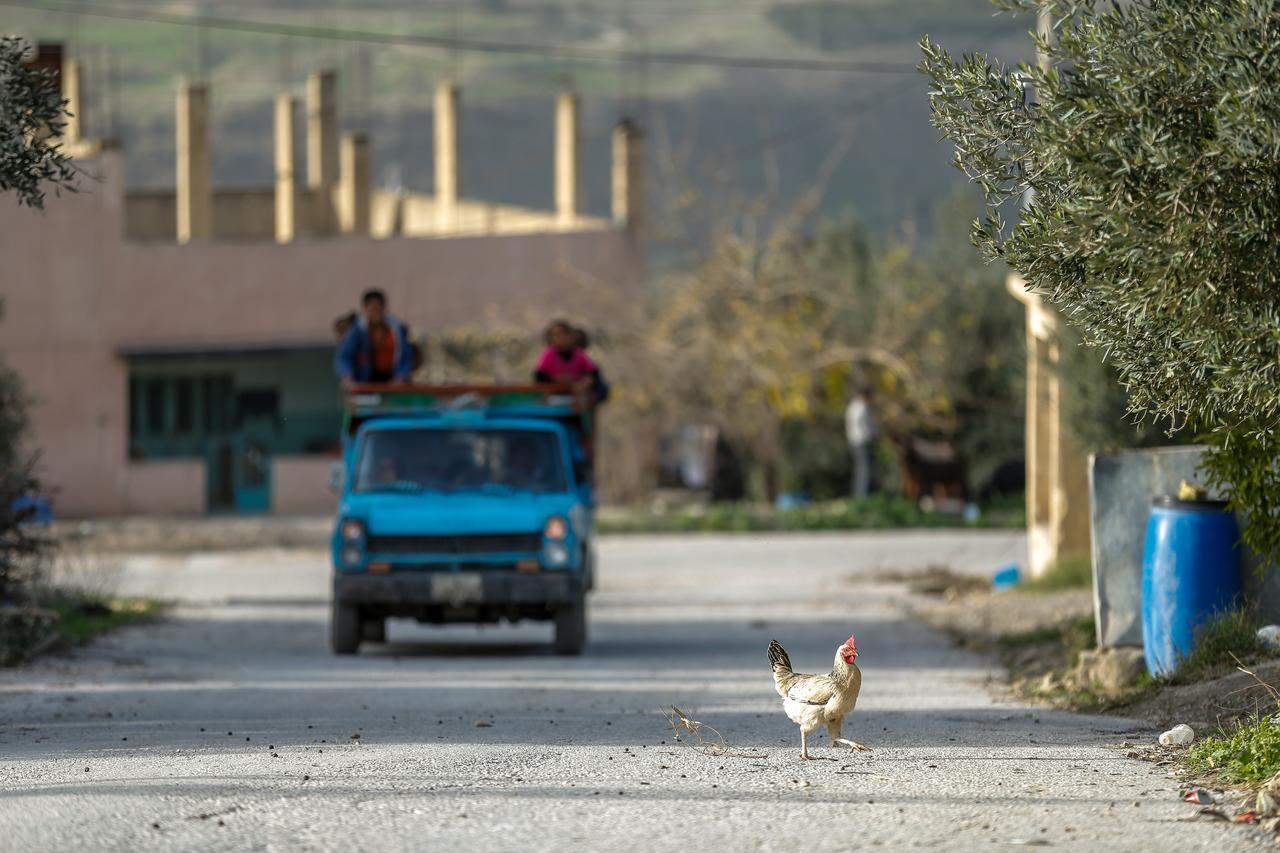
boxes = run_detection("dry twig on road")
[666,705,767,759]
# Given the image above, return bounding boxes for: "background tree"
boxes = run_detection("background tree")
[0,335,45,600]
[922,0,1280,562]
[645,188,1024,502]
[0,36,76,208]
[1,35,72,596]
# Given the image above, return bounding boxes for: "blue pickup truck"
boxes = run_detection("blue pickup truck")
[330,385,595,655]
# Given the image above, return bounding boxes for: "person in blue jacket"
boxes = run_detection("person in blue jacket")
[335,289,415,387]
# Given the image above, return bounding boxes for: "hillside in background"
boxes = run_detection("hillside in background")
[9,0,1033,249]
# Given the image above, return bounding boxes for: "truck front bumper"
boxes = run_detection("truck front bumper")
[333,569,583,607]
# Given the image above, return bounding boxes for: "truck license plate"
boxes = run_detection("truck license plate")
[431,573,483,603]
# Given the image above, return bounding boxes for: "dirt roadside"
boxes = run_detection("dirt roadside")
[900,568,1280,732]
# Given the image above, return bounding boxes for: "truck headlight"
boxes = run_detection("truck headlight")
[341,519,365,542]
[544,542,570,566]
[544,516,568,541]
[341,546,363,567]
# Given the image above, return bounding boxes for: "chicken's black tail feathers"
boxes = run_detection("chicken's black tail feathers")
[767,640,792,674]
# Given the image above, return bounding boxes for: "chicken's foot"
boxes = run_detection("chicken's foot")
[833,738,873,753]
[798,731,838,760]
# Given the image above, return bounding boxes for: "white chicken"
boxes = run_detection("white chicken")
[768,635,871,760]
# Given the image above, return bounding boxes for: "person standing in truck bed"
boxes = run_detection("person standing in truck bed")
[336,288,414,388]
[534,320,610,405]
[572,326,610,403]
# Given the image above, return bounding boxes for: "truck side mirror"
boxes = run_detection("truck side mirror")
[327,462,345,495]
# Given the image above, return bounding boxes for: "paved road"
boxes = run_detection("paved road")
[0,533,1263,851]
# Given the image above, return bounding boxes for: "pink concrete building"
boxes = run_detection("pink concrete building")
[0,51,644,518]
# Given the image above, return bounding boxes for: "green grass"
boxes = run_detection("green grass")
[997,615,1097,652]
[0,592,164,666]
[1169,606,1270,686]
[1178,610,1280,785]
[40,593,164,647]
[596,495,1025,535]
[998,614,1100,653]
[1018,554,1093,593]
[1187,714,1280,785]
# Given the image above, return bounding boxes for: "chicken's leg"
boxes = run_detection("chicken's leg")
[800,729,814,760]
[828,720,872,753]
[833,738,873,753]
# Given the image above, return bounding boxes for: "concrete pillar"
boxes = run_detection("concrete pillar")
[307,70,339,189]
[307,70,338,233]
[176,82,212,244]
[434,82,460,232]
[338,132,372,235]
[273,94,298,244]
[555,92,580,227]
[612,118,644,233]
[62,58,83,143]
[1007,273,1091,577]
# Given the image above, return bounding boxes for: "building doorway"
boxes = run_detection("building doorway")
[124,346,341,514]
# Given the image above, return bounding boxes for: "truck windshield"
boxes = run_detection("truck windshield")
[354,428,568,494]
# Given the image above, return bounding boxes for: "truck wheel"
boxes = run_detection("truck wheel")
[331,602,361,655]
[360,616,386,644]
[554,594,587,656]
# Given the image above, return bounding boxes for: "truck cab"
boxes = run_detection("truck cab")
[330,385,595,655]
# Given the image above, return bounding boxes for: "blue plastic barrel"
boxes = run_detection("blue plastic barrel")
[1141,496,1242,677]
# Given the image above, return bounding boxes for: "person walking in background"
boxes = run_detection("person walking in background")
[845,386,877,500]
[335,289,414,388]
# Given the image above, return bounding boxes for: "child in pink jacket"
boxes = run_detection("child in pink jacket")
[534,319,598,389]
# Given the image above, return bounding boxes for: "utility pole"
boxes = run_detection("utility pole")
[1037,5,1053,75]
[1026,4,1053,209]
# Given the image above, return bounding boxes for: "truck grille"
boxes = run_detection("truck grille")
[366,532,543,556]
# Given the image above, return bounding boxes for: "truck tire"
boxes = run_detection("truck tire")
[583,547,596,592]
[554,594,587,656]
[360,616,386,644]
[331,601,361,655]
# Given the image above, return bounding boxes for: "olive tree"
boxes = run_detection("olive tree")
[0,35,76,208]
[921,0,1280,563]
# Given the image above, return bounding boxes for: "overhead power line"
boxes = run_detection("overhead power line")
[1,0,920,75]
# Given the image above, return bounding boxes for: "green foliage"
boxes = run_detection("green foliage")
[922,0,1280,564]
[1188,715,1280,784]
[1019,553,1092,593]
[597,494,1025,535]
[0,346,47,600]
[655,189,1025,502]
[1169,606,1270,686]
[1057,324,1194,454]
[1201,429,1280,573]
[0,36,77,208]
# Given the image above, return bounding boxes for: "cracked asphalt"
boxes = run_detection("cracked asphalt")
[0,532,1265,851]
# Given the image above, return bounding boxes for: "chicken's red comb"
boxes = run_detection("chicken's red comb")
[845,634,857,648]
